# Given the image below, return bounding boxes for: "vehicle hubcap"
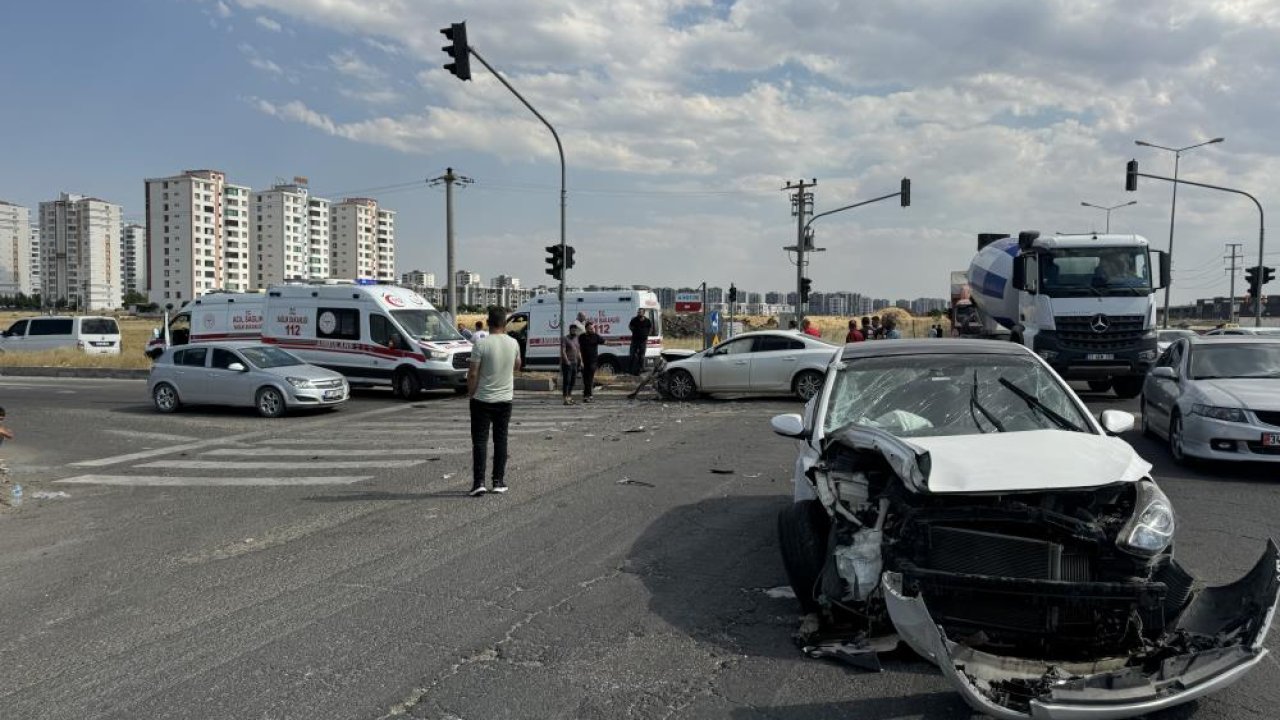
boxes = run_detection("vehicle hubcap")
[671,374,692,398]
[261,392,280,414]
[798,375,821,399]
[1171,418,1183,458]
[156,387,174,409]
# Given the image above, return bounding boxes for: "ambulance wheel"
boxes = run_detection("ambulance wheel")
[393,368,421,399]
[256,387,286,418]
[597,356,619,376]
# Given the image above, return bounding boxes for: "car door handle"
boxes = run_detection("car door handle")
[733,360,748,366]
[781,357,797,361]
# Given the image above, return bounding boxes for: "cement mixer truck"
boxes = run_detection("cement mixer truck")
[967,231,1169,398]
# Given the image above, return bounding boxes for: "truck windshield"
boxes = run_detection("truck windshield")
[391,309,465,342]
[1040,247,1152,297]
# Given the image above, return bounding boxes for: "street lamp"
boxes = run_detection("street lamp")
[1080,200,1137,233]
[1135,136,1224,327]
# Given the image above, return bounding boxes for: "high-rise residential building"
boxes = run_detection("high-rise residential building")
[120,223,147,296]
[330,198,378,280]
[306,195,331,280]
[28,223,41,295]
[145,169,251,306]
[0,200,33,296]
[402,270,435,288]
[375,208,395,283]
[455,270,482,287]
[491,274,520,289]
[251,180,331,287]
[38,193,122,310]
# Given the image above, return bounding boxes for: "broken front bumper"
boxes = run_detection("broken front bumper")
[883,540,1280,720]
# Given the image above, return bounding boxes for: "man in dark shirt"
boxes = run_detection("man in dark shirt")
[577,320,604,403]
[628,309,652,375]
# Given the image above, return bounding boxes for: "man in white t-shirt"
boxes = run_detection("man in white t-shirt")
[466,308,521,496]
[472,320,489,341]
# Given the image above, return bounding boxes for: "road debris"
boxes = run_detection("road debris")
[616,477,655,488]
[709,468,735,475]
[30,490,71,500]
[623,426,646,433]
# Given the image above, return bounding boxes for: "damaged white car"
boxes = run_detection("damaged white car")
[772,339,1278,720]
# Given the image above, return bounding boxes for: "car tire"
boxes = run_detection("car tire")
[792,370,824,401]
[777,499,830,614]
[1088,380,1113,393]
[392,368,421,400]
[1168,411,1194,465]
[256,386,287,418]
[152,383,181,413]
[1112,376,1143,399]
[665,369,696,401]
[1140,396,1156,438]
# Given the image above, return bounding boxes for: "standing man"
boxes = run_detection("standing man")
[627,309,652,376]
[472,320,489,341]
[466,308,521,497]
[844,320,864,343]
[578,320,604,404]
[561,322,583,405]
[801,318,823,339]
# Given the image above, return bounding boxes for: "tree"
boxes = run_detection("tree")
[929,308,945,321]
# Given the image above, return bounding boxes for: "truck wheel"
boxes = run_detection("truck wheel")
[792,370,824,401]
[1087,380,1113,393]
[777,500,830,613]
[393,368,421,400]
[1112,376,1142,399]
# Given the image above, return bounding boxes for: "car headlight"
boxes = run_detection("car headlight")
[1037,350,1058,361]
[1138,350,1157,361]
[428,350,449,361]
[1190,404,1247,423]
[1118,481,1175,557]
[286,376,314,389]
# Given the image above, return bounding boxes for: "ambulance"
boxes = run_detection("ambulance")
[146,282,472,398]
[507,290,662,373]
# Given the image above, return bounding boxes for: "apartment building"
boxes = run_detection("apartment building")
[29,224,41,295]
[38,192,123,309]
[120,223,147,295]
[330,198,378,280]
[401,270,435,288]
[251,180,330,287]
[374,208,395,283]
[144,169,250,306]
[306,195,330,280]
[0,200,33,296]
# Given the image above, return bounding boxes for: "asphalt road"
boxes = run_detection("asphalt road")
[0,378,1276,720]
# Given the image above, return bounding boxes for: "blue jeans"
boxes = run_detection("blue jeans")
[470,399,512,485]
[561,363,578,397]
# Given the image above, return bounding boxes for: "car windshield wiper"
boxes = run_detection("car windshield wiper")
[998,377,1084,433]
[970,370,1006,433]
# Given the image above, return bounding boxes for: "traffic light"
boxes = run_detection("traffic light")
[441,22,471,81]
[728,284,738,304]
[800,277,812,304]
[564,245,575,270]
[1125,160,1139,192]
[1246,266,1261,299]
[900,178,911,207]
[1265,266,1276,286]
[545,245,563,280]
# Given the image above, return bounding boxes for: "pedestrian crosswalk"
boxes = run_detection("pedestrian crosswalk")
[53,397,619,487]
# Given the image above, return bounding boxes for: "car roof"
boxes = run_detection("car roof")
[839,338,1034,360]
[1186,335,1280,345]
[171,341,271,350]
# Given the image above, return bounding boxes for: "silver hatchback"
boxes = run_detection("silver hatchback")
[148,342,349,418]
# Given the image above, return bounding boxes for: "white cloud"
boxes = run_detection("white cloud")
[215,1,232,19]
[231,0,1280,301]
[255,15,282,32]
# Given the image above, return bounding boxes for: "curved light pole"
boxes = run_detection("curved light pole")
[1080,200,1136,233]
[1135,136,1224,327]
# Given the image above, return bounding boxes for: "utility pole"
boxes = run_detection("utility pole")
[429,167,473,324]
[1226,243,1243,323]
[783,179,816,325]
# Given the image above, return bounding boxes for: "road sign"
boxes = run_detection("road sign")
[674,292,702,313]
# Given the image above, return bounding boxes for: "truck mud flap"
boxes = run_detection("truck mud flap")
[882,540,1279,720]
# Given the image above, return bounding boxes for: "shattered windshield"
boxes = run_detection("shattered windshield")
[823,354,1091,438]
[1041,247,1152,297]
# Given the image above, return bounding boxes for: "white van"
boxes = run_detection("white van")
[147,283,472,398]
[507,290,662,373]
[0,315,122,355]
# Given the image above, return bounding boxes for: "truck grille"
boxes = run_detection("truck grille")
[452,352,471,369]
[1054,314,1147,352]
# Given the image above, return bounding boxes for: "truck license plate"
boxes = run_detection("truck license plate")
[1263,433,1280,447]
[1086,353,1114,361]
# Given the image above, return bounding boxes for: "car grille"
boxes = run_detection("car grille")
[1254,410,1280,428]
[452,352,471,369]
[1054,314,1147,352]
[926,526,1091,581]
[312,378,345,390]
[1245,442,1280,455]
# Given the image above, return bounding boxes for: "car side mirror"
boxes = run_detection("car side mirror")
[227,362,247,372]
[770,413,806,438]
[152,328,161,339]
[1099,409,1135,436]
[1151,366,1178,381]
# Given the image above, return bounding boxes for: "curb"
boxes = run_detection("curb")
[514,377,555,391]
[0,367,149,380]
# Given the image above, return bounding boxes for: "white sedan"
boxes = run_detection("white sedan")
[1141,336,1280,463]
[659,330,837,401]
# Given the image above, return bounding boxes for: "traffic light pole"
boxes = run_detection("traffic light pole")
[467,45,568,371]
[783,180,815,325]
[1128,165,1265,327]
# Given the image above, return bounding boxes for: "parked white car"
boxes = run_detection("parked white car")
[1141,336,1280,463]
[770,339,1278,719]
[148,342,348,418]
[0,315,121,355]
[658,330,837,401]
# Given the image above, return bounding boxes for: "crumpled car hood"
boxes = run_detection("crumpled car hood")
[827,427,1150,494]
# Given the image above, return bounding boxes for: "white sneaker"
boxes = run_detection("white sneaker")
[468,485,487,497]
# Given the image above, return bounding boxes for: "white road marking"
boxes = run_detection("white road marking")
[201,447,465,457]
[55,474,370,486]
[137,459,423,470]
[355,418,593,428]
[103,429,200,443]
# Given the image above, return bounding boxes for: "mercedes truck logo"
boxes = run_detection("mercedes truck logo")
[1090,314,1110,333]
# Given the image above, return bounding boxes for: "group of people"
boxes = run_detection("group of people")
[560,308,653,405]
[456,320,489,342]
[839,315,902,342]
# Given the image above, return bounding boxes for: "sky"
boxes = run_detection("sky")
[2,0,1279,303]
